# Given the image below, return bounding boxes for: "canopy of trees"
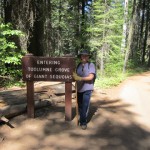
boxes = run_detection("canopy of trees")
[0,0,150,80]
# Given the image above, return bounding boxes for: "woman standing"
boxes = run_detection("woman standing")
[73,50,96,130]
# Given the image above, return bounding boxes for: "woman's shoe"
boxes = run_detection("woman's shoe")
[81,124,87,130]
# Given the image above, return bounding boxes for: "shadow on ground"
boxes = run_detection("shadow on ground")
[1,98,150,150]
[1,75,150,150]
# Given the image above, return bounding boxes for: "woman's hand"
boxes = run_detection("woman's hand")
[73,72,82,81]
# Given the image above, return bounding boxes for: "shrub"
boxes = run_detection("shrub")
[0,22,26,84]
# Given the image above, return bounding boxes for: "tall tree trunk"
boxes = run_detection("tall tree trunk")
[123,9,136,72]
[121,0,128,53]
[75,0,81,55]
[28,0,44,56]
[0,0,4,18]
[57,0,62,55]
[123,0,138,72]
[4,0,12,23]
[141,0,150,64]
[81,0,85,49]
[44,0,53,56]
[147,0,150,67]
[140,0,146,63]
[148,46,150,67]
[99,0,106,76]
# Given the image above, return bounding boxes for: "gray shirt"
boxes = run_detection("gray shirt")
[76,62,96,92]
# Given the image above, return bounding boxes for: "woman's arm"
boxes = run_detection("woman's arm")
[81,73,94,81]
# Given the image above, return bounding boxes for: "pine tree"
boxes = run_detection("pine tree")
[87,0,124,76]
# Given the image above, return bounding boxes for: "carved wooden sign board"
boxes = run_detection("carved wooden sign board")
[22,54,75,121]
[22,54,75,82]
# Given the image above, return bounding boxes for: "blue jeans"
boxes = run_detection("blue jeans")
[77,90,92,125]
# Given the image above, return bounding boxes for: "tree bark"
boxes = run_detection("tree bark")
[4,0,12,23]
[140,0,146,64]
[121,0,128,53]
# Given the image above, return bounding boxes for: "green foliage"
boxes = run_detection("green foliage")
[87,0,125,78]
[94,72,126,88]
[95,66,149,89]
[0,22,25,81]
[126,59,149,76]
[50,0,82,56]
[88,0,127,88]
[105,62,123,76]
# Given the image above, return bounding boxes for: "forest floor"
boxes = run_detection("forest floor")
[0,71,150,150]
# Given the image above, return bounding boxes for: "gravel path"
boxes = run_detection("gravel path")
[0,72,150,150]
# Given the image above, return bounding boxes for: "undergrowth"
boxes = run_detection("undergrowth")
[94,67,149,89]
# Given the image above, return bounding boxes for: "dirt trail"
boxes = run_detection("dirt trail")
[119,72,150,127]
[0,71,150,150]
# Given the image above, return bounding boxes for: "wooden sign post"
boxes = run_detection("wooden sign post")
[22,53,75,121]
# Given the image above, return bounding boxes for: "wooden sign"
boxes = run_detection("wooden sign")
[21,54,75,121]
[22,54,75,82]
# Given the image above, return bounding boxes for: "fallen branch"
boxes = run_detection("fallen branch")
[0,116,9,123]
[0,100,51,121]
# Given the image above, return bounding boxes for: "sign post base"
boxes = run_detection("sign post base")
[65,82,72,121]
[27,81,34,118]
